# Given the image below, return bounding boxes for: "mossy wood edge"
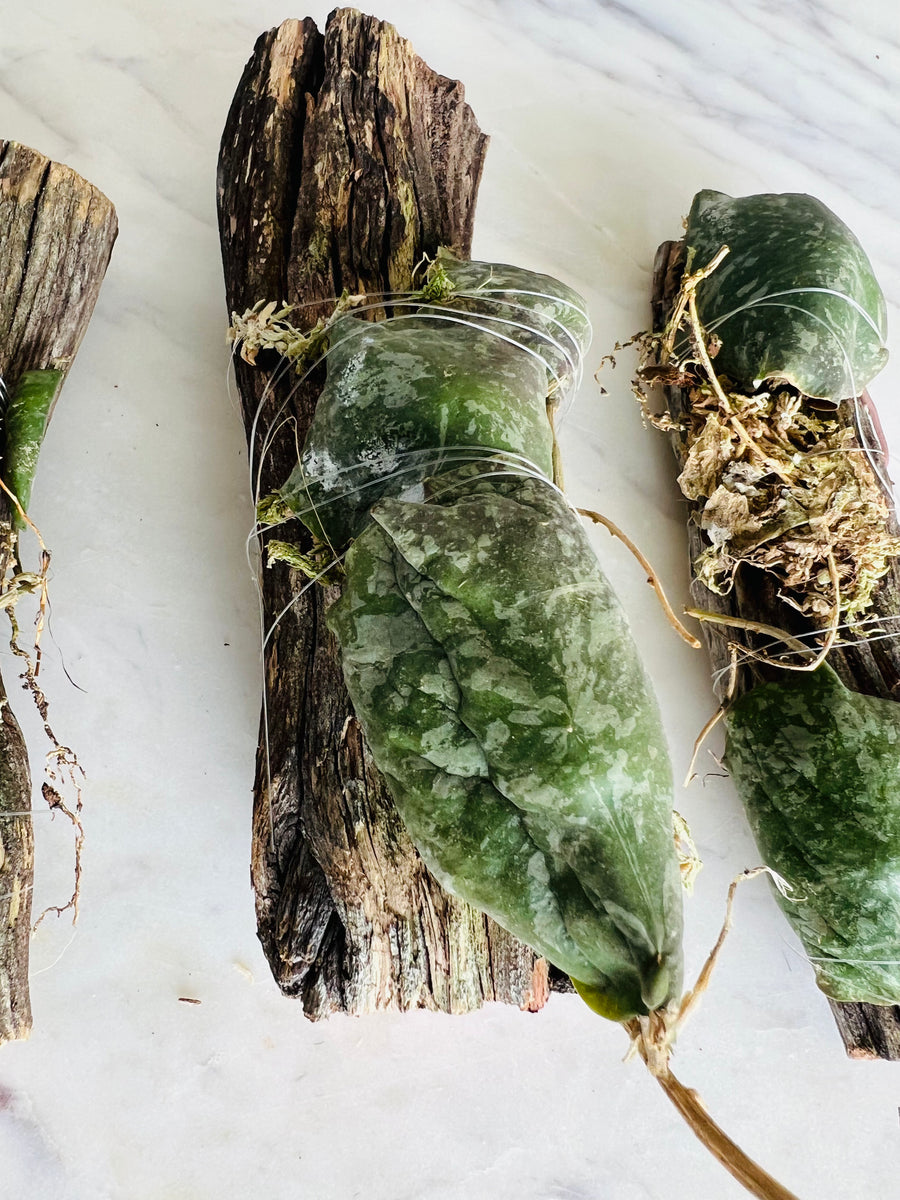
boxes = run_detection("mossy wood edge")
[217,10,556,1017]
[0,141,117,1045]
[652,237,900,1060]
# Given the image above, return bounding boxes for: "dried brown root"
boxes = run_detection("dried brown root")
[686,597,839,674]
[624,1010,801,1199]
[1,500,85,931]
[684,704,727,787]
[577,508,700,648]
[684,645,740,787]
[642,1058,801,1200]
[622,869,802,1200]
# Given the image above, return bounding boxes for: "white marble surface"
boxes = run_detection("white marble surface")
[1,2,900,1197]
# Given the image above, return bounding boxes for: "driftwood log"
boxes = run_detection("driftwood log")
[0,142,117,1044]
[653,238,900,1060]
[217,11,555,1017]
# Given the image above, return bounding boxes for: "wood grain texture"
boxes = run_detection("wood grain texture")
[0,141,116,1045]
[652,238,900,1060]
[217,11,553,1018]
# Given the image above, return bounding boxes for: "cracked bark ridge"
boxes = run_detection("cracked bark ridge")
[652,238,900,1060]
[0,141,117,1045]
[218,11,554,1018]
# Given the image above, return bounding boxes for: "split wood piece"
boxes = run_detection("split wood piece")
[217,11,555,1018]
[0,141,117,1045]
[652,237,900,1060]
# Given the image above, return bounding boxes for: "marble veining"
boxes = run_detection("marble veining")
[0,2,898,1198]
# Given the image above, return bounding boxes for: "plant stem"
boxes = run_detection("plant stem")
[579,508,700,647]
[651,1065,802,1200]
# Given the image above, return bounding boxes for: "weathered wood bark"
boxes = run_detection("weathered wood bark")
[0,669,32,1045]
[217,11,554,1017]
[653,238,900,1059]
[0,141,117,1044]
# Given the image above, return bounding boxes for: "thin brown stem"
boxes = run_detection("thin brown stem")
[684,643,740,786]
[651,1066,802,1200]
[661,243,731,362]
[578,508,701,648]
[683,704,726,787]
[682,279,793,485]
[677,867,770,1028]
[548,403,565,490]
[687,554,840,674]
[687,290,734,412]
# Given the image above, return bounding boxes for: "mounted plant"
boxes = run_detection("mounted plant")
[639,188,900,1059]
[0,141,116,1044]
[232,251,686,1025]
[231,233,801,1200]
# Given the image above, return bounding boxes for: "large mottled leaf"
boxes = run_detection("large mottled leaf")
[684,190,888,402]
[328,466,684,1021]
[281,255,590,546]
[725,666,900,1004]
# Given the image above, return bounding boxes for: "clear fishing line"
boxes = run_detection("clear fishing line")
[28,928,78,978]
[261,552,349,651]
[326,292,587,385]
[306,308,572,409]
[0,882,33,904]
[256,445,554,537]
[242,287,587,511]
[704,285,887,348]
[708,298,862,405]
[707,613,900,688]
[248,333,571,544]
[234,271,590,851]
[808,956,900,965]
[779,939,900,969]
[456,285,591,326]
[454,287,590,355]
[247,307,580,528]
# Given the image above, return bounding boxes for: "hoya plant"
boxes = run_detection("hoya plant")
[647,189,900,1028]
[681,189,888,402]
[234,252,800,1199]
[250,252,684,1022]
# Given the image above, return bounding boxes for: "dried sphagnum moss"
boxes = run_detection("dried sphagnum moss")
[674,381,900,620]
[633,260,900,625]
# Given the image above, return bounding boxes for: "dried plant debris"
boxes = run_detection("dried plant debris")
[633,228,900,624]
[673,380,900,620]
[228,292,369,371]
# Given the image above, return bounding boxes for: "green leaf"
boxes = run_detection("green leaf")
[725,665,900,1004]
[3,369,64,526]
[684,190,888,402]
[281,256,590,547]
[328,466,683,1021]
